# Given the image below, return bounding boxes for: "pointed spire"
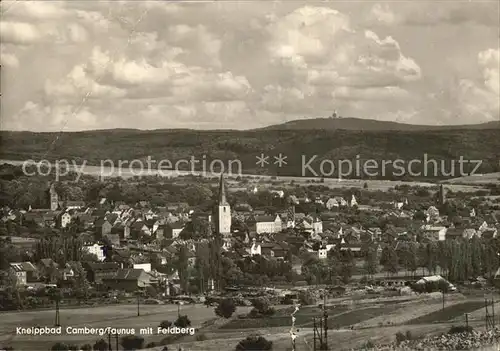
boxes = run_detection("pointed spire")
[218,173,228,205]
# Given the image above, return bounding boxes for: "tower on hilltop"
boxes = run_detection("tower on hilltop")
[216,173,231,235]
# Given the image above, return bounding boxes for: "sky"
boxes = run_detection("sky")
[1,0,499,131]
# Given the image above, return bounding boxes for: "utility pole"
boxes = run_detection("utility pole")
[492,297,495,327]
[313,318,317,351]
[323,291,328,350]
[136,291,141,317]
[115,332,119,351]
[108,332,112,351]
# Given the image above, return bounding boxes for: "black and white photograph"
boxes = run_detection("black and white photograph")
[0,0,499,350]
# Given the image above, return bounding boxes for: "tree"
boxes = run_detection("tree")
[174,315,191,328]
[51,343,69,351]
[249,297,275,317]
[381,246,399,275]
[93,339,109,351]
[215,298,237,319]
[235,334,272,351]
[71,262,90,302]
[159,320,172,329]
[176,245,189,293]
[364,247,378,278]
[120,335,144,351]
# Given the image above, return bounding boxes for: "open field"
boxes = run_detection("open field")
[445,172,500,185]
[405,301,486,325]
[2,296,498,350]
[0,159,489,192]
[0,304,252,350]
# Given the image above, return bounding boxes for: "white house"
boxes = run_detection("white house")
[133,263,152,273]
[421,225,447,241]
[312,217,323,234]
[252,215,282,234]
[250,239,261,256]
[270,190,285,198]
[350,195,358,207]
[318,247,328,259]
[326,198,339,210]
[83,243,105,261]
[60,212,72,229]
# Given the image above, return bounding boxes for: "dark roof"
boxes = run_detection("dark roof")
[85,262,120,271]
[254,215,277,222]
[10,262,37,272]
[109,268,146,280]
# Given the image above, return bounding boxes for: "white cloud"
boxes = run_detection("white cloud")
[0,46,19,68]
[367,2,499,27]
[1,1,498,130]
[4,102,99,131]
[260,6,421,115]
[478,48,500,95]
[0,22,41,45]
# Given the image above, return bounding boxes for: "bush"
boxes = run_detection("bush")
[80,344,92,351]
[120,335,144,350]
[395,331,406,344]
[51,343,69,351]
[174,315,191,328]
[196,333,208,341]
[249,297,275,318]
[298,291,316,305]
[93,339,109,351]
[448,325,474,334]
[362,340,375,349]
[215,298,237,318]
[159,320,172,328]
[146,342,158,348]
[235,334,272,350]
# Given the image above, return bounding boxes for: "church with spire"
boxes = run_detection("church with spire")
[214,173,232,236]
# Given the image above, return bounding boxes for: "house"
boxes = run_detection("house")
[250,215,282,234]
[102,269,157,292]
[63,201,86,210]
[350,195,358,207]
[164,223,185,239]
[250,239,261,256]
[318,245,329,260]
[270,190,285,198]
[95,218,112,237]
[421,225,447,241]
[59,212,72,229]
[130,220,151,238]
[10,262,38,286]
[326,198,339,210]
[312,216,323,234]
[133,263,152,273]
[83,243,105,261]
[83,262,121,284]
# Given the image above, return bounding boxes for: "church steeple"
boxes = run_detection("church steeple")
[218,173,228,205]
[215,172,231,236]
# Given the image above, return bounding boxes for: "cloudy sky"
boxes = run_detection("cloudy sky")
[1,0,499,131]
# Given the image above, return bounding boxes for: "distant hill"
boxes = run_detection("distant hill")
[257,117,500,132]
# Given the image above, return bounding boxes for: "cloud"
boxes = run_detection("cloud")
[1,1,498,130]
[258,6,421,115]
[478,48,500,95]
[0,22,41,45]
[0,45,19,68]
[3,101,99,131]
[367,2,500,27]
